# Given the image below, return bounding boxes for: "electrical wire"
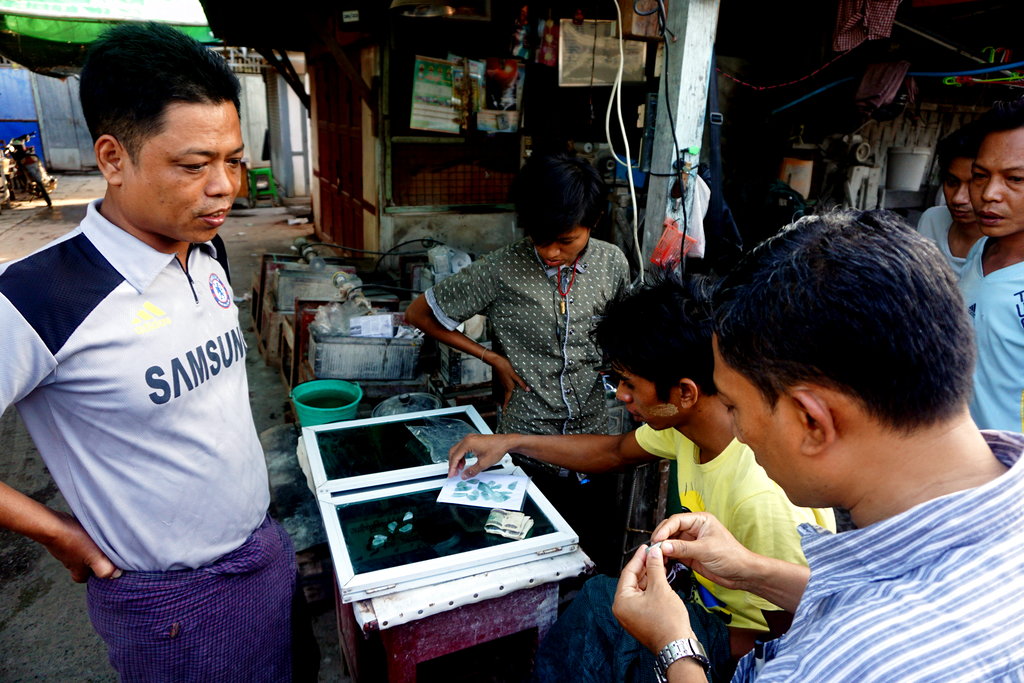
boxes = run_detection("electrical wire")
[772,59,1024,115]
[910,59,1024,77]
[770,77,856,114]
[300,241,402,256]
[604,0,643,286]
[717,50,851,91]
[655,0,691,275]
[300,238,443,274]
[371,237,444,271]
[609,0,693,275]
[606,0,691,276]
[361,283,425,295]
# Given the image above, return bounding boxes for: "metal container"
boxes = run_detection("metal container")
[372,392,442,417]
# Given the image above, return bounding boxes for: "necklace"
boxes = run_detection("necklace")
[556,255,581,314]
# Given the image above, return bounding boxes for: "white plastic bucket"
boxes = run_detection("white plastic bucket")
[886,147,932,191]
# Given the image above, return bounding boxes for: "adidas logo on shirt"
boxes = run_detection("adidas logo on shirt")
[131,302,172,334]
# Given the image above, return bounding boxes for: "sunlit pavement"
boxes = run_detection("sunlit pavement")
[0,173,106,263]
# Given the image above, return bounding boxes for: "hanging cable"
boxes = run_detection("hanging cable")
[655,0,691,275]
[370,237,444,271]
[604,0,643,286]
[772,59,1024,115]
[717,50,852,91]
[301,239,441,258]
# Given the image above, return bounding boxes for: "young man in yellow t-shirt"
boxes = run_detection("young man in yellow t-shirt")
[448,279,835,682]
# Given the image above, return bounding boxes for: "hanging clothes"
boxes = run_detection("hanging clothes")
[833,0,903,52]
[855,60,917,119]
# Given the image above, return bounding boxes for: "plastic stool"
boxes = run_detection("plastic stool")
[248,167,277,207]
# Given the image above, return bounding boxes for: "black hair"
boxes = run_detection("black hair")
[974,96,1024,138]
[594,275,717,402]
[712,209,974,432]
[80,22,240,161]
[936,122,982,175]
[510,152,606,244]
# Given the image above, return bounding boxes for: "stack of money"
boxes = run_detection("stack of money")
[484,508,534,540]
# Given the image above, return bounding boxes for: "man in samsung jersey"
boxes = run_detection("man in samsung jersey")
[0,23,307,681]
[612,210,1024,682]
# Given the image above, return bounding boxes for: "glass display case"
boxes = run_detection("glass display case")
[303,405,505,493]
[304,406,579,602]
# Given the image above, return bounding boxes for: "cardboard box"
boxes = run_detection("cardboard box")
[621,0,665,40]
[439,341,492,387]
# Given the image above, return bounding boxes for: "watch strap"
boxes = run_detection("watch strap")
[654,638,710,682]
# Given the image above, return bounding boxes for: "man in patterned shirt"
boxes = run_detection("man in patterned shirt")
[406,152,630,571]
[406,152,629,436]
[613,210,1024,682]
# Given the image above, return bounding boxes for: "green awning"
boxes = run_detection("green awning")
[0,0,217,77]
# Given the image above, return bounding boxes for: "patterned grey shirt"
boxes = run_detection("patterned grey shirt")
[426,237,629,435]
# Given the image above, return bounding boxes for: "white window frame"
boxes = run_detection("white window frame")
[321,476,578,603]
[302,405,509,494]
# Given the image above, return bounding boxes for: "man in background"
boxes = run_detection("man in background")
[916,122,983,271]
[959,97,1024,432]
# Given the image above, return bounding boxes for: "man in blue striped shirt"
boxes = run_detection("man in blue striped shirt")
[613,209,1024,682]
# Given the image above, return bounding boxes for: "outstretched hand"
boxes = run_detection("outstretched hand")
[45,511,122,583]
[448,433,513,478]
[613,543,694,655]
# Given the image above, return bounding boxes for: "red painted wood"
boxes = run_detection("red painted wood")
[310,50,364,250]
[378,582,558,683]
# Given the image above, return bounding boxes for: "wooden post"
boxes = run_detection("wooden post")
[642,0,721,266]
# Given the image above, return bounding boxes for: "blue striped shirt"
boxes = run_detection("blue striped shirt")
[733,430,1024,682]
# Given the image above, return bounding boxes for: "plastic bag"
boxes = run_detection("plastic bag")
[310,300,369,336]
[407,418,479,464]
[428,245,473,283]
[650,174,711,268]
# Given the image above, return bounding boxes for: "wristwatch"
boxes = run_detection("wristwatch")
[654,638,710,682]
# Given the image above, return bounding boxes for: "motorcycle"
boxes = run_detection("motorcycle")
[4,132,56,207]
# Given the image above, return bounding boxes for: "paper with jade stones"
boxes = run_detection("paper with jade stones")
[436,472,529,511]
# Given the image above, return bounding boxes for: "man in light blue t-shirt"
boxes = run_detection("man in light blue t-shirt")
[959,98,1024,432]
[916,123,983,273]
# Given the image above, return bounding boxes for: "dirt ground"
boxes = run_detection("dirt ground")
[0,174,350,681]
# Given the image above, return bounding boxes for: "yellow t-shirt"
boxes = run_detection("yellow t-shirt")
[635,424,836,631]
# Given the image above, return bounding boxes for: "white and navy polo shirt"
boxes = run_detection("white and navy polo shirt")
[0,200,268,571]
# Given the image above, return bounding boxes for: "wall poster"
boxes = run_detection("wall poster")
[410,56,460,134]
[558,19,647,87]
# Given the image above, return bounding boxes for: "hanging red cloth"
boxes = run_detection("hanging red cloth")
[833,0,903,52]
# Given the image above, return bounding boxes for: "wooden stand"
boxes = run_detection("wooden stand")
[338,582,558,683]
[333,549,593,682]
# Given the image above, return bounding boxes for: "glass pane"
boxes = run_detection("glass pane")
[314,415,479,479]
[336,489,556,574]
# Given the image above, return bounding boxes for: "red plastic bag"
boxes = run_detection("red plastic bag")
[650,218,698,270]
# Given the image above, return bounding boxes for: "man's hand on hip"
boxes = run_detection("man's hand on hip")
[45,511,122,582]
